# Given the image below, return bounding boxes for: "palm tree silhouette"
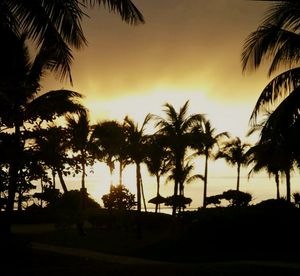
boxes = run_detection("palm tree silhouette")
[123,115,152,213]
[216,137,250,191]
[0,35,85,228]
[145,134,170,213]
[153,101,204,215]
[242,1,300,124]
[92,120,126,188]
[66,111,95,192]
[248,111,295,202]
[1,0,144,82]
[191,117,228,208]
[34,126,71,194]
[247,141,282,199]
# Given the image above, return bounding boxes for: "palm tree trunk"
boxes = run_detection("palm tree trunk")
[57,169,68,193]
[81,152,86,190]
[155,174,160,213]
[6,122,22,233]
[236,163,241,191]
[52,169,56,189]
[172,157,181,216]
[140,171,147,212]
[285,169,291,203]
[203,152,208,208]
[275,172,280,199]
[119,160,123,186]
[136,163,141,213]
[109,165,114,190]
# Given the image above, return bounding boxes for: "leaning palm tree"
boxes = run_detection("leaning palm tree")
[1,0,144,82]
[123,114,152,213]
[242,0,300,125]
[216,137,250,191]
[153,101,204,215]
[191,117,228,208]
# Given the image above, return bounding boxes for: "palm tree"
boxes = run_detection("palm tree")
[1,0,144,82]
[166,161,202,213]
[242,1,300,124]
[191,117,228,208]
[34,126,71,194]
[66,111,96,192]
[153,101,204,215]
[92,120,126,188]
[123,115,152,213]
[216,137,250,191]
[0,35,85,226]
[145,135,170,213]
[247,141,282,200]
[247,110,295,202]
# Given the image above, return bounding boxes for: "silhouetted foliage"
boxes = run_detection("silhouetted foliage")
[102,185,136,211]
[222,190,252,207]
[206,195,222,207]
[33,187,61,207]
[164,195,192,210]
[293,193,300,208]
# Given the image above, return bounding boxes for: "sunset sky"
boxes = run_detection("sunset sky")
[42,0,289,208]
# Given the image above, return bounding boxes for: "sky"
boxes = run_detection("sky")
[41,0,293,209]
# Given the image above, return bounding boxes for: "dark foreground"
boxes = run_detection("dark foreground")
[2,240,300,276]
[2,202,300,275]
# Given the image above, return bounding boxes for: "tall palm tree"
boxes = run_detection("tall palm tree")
[242,0,300,124]
[145,134,170,213]
[1,0,144,82]
[66,111,95,192]
[153,101,204,215]
[92,120,126,188]
[191,117,228,208]
[248,109,295,202]
[216,137,250,191]
[123,114,151,213]
[247,141,281,199]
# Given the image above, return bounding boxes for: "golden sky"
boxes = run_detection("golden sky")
[41,0,283,206]
[42,0,271,137]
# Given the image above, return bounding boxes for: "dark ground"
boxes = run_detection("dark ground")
[2,204,300,275]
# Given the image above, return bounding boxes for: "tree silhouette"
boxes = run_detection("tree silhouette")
[66,111,95,192]
[92,120,126,188]
[0,35,85,232]
[123,115,151,213]
[153,101,204,215]
[166,161,202,213]
[216,137,250,191]
[1,0,144,82]
[145,135,170,213]
[191,117,228,208]
[248,111,295,202]
[34,126,72,194]
[242,1,300,125]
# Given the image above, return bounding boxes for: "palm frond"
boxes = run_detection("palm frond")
[242,24,300,74]
[250,67,300,123]
[82,0,145,25]
[25,89,85,122]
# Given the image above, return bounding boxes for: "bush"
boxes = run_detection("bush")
[102,185,136,211]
